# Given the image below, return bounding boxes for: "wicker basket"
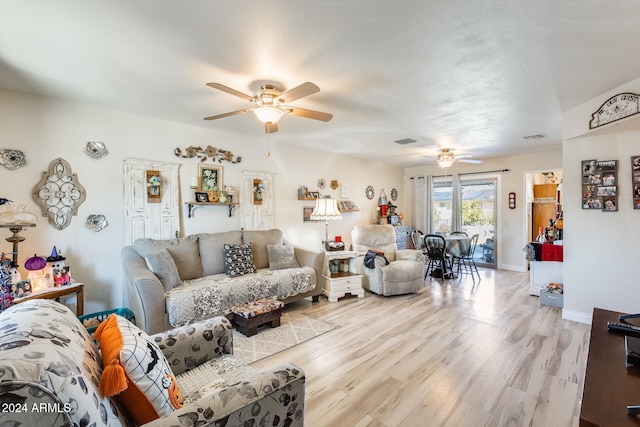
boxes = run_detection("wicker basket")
[78,308,136,336]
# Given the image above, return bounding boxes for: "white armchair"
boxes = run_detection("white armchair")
[351,224,425,296]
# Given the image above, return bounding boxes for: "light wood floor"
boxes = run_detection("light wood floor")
[252,268,590,427]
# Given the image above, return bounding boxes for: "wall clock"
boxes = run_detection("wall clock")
[365,185,375,200]
[32,158,86,230]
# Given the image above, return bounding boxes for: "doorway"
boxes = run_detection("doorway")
[524,169,563,269]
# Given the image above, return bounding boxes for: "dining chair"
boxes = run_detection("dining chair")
[457,234,480,280]
[424,234,454,284]
[449,230,468,237]
[411,229,425,252]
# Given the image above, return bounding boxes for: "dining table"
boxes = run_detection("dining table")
[444,235,470,258]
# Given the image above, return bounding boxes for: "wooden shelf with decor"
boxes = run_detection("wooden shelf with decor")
[185,202,238,218]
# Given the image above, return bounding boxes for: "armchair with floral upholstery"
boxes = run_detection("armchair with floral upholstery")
[0,299,305,426]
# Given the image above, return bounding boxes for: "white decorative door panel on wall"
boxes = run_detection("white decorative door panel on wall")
[123,158,181,245]
[239,170,274,230]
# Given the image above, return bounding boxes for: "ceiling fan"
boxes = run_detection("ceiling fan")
[203,82,333,133]
[423,148,482,168]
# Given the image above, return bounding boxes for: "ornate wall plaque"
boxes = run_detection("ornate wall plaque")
[590,92,640,129]
[32,158,87,230]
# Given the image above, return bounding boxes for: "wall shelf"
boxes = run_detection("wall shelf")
[185,202,238,218]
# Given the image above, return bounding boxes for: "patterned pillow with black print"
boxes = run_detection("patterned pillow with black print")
[223,243,257,277]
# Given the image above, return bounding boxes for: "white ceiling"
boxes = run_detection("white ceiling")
[2,1,640,166]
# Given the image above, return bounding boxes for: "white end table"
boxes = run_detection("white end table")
[322,251,364,302]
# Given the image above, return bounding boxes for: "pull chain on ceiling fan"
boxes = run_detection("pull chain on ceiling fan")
[204,82,333,133]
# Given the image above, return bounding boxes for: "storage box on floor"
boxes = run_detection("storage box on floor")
[540,283,563,308]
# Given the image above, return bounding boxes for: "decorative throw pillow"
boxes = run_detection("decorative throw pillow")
[95,314,184,425]
[146,248,181,291]
[165,238,203,280]
[242,229,284,269]
[223,243,257,277]
[266,244,300,270]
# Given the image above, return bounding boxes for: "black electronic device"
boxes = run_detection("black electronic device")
[607,321,640,337]
[627,405,640,416]
[626,335,640,367]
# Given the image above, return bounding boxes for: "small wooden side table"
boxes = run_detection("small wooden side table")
[13,282,85,315]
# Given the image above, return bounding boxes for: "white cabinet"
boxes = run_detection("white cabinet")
[322,251,364,302]
[528,260,563,296]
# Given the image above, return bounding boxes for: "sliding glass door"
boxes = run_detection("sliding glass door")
[431,176,497,268]
[460,179,496,268]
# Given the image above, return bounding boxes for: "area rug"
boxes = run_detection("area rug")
[232,311,336,364]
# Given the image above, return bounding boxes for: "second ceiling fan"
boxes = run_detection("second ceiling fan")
[423,148,482,168]
[204,81,333,133]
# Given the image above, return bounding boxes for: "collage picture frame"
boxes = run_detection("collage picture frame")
[632,155,640,209]
[582,159,618,211]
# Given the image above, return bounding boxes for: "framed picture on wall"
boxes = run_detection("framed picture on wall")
[303,206,317,222]
[198,164,223,192]
[195,192,209,202]
[632,156,640,209]
[603,196,618,212]
[582,159,596,176]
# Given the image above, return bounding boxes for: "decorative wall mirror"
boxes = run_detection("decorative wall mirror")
[32,158,86,230]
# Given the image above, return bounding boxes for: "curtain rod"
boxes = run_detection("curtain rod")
[409,168,510,179]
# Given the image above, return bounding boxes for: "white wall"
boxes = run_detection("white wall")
[404,150,562,271]
[562,77,640,324]
[0,88,404,313]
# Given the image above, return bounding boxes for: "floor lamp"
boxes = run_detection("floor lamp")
[310,197,342,242]
[0,205,37,268]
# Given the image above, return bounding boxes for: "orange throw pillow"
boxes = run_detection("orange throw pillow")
[95,314,183,425]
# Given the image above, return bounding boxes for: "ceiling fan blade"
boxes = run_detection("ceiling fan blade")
[206,83,254,101]
[276,82,320,103]
[203,109,250,120]
[265,122,278,133]
[458,159,482,164]
[286,106,333,122]
[454,154,472,159]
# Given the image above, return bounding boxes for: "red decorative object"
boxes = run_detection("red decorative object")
[541,244,563,262]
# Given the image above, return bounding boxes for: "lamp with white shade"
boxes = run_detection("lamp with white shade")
[310,197,342,242]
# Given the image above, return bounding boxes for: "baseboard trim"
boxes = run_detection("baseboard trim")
[500,263,527,272]
[562,309,592,325]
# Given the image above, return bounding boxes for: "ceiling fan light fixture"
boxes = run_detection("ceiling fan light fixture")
[254,106,284,124]
[437,151,455,168]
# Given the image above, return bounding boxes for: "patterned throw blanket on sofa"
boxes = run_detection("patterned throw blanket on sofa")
[165,266,316,327]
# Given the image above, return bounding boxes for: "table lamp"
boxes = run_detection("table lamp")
[310,197,342,242]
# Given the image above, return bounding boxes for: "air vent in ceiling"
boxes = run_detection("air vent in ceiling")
[394,138,417,145]
[522,133,546,141]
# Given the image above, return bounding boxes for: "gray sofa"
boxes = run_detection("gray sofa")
[123,229,323,334]
[0,299,305,427]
